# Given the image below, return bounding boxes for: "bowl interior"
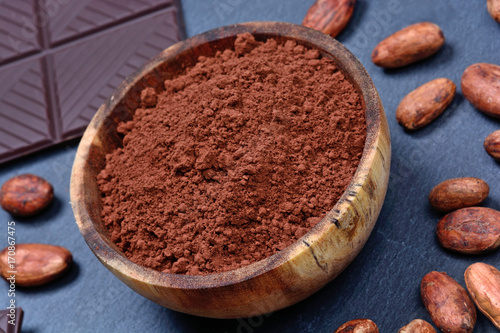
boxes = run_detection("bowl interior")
[71,21,383,290]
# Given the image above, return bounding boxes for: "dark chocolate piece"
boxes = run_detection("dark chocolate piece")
[45,0,175,45]
[0,307,23,333]
[0,0,184,164]
[0,57,52,159]
[0,1,41,65]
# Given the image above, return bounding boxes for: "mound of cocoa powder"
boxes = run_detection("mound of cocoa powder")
[97,33,366,275]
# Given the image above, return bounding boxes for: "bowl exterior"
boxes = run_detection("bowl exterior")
[70,22,390,318]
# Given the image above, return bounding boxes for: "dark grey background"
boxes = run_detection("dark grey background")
[1,0,499,332]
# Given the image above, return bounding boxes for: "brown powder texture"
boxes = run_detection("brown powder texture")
[97,33,366,275]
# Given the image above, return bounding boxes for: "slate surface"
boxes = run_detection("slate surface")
[0,0,499,332]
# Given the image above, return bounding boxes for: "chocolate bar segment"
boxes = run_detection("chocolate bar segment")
[44,0,175,45]
[0,57,52,158]
[0,1,184,164]
[0,0,41,64]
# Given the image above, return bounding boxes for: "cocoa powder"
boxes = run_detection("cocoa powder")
[97,33,366,275]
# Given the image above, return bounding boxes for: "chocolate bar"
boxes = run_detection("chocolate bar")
[0,307,23,333]
[0,0,184,164]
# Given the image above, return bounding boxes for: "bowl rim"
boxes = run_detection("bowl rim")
[70,21,384,290]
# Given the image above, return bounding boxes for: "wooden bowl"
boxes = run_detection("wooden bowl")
[70,22,390,319]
